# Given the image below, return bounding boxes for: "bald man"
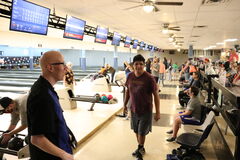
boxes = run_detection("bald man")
[27,51,74,160]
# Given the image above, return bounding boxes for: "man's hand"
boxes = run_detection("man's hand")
[2,133,12,144]
[154,112,160,121]
[183,89,188,93]
[61,152,74,160]
[123,106,128,116]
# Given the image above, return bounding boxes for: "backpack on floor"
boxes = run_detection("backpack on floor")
[166,154,180,160]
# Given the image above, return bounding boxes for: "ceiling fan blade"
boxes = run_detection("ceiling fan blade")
[169,28,181,31]
[169,26,180,29]
[153,6,160,12]
[118,0,142,4]
[123,4,143,10]
[154,2,183,6]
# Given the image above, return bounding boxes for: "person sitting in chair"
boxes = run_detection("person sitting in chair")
[178,72,200,107]
[233,64,240,86]
[166,86,202,142]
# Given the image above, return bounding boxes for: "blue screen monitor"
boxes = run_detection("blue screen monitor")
[10,0,50,35]
[132,40,138,49]
[95,26,108,44]
[149,45,155,51]
[153,46,157,51]
[124,36,132,48]
[148,45,152,51]
[140,41,144,49]
[144,44,148,50]
[111,32,121,46]
[64,16,86,40]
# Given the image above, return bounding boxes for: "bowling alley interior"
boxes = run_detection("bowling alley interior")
[0,0,240,160]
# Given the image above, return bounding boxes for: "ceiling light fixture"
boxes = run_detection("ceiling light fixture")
[216,42,224,45]
[177,48,181,52]
[224,38,238,42]
[162,28,169,34]
[143,5,154,13]
[168,37,174,42]
[209,45,216,48]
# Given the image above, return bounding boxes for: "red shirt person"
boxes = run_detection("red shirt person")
[229,49,239,62]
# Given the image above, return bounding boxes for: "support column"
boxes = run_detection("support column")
[81,50,86,71]
[113,46,118,70]
[29,56,33,70]
[188,45,193,58]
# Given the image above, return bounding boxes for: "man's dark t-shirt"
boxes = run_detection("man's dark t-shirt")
[27,76,72,160]
[126,71,157,115]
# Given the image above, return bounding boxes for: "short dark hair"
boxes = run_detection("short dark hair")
[0,97,12,111]
[193,72,199,77]
[133,54,145,64]
[224,61,230,70]
[190,86,199,96]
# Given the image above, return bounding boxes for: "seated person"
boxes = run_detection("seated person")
[232,65,240,86]
[167,86,202,142]
[178,72,200,106]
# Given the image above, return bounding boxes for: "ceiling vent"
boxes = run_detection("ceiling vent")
[193,25,207,28]
[191,35,200,38]
[202,0,231,5]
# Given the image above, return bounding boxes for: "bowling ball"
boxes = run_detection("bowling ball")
[100,96,108,103]
[108,98,118,104]
[112,98,118,103]
[24,136,29,145]
[95,93,101,102]
[101,94,106,97]
[8,136,24,151]
[107,95,113,100]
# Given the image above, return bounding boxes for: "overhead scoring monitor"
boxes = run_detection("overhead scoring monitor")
[64,16,86,40]
[95,26,108,44]
[132,40,138,49]
[10,0,50,35]
[124,36,131,48]
[111,32,121,46]
[139,41,144,49]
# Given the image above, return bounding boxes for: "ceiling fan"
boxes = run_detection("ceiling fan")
[168,33,183,42]
[169,33,184,38]
[119,0,183,13]
[161,23,180,34]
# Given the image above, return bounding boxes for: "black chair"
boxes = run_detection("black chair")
[177,121,214,149]
[199,105,211,124]
[173,122,215,160]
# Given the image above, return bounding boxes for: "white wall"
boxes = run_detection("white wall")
[59,49,136,67]
[139,50,188,65]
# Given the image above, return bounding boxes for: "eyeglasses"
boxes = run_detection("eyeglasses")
[50,62,65,66]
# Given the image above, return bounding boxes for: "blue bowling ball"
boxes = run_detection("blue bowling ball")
[101,96,108,103]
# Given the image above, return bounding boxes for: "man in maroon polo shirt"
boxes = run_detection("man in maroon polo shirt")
[124,54,160,160]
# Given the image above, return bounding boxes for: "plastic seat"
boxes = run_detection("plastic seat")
[183,110,215,132]
[177,121,214,149]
